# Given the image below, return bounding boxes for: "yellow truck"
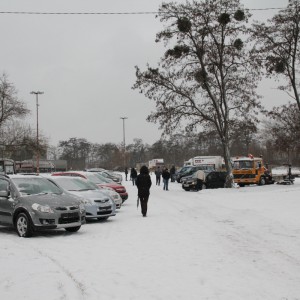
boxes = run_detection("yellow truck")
[232,155,275,187]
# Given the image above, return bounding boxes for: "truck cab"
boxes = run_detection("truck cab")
[232,155,273,186]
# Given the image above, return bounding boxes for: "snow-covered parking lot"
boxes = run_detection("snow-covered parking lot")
[1,175,300,300]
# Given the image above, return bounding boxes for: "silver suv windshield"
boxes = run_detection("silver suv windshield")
[12,177,63,195]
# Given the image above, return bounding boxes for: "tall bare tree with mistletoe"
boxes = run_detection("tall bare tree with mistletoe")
[133,0,262,186]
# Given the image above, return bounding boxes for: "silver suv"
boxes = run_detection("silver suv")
[0,175,86,237]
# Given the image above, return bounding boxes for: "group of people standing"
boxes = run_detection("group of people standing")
[124,167,138,185]
[124,165,178,218]
[130,165,177,217]
[154,165,176,190]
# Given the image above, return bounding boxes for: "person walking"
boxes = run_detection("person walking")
[162,168,171,191]
[170,165,176,182]
[136,165,152,217]
[125,167,128,181]
[155,166,162,186]
[131,167,138,186]
[195,169,205,191]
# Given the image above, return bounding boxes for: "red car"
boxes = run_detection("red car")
[52,171,128,202]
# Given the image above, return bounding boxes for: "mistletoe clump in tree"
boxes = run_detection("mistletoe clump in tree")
[133,0,262,187]
[252,0,300,112]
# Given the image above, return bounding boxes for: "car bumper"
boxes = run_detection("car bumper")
[111,197,122,208]
[33,220,83,230]
[31,211,84,229]
[85,204,116,219]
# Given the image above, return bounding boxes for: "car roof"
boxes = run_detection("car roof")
[9,174,42,179]
[49,175,88,181]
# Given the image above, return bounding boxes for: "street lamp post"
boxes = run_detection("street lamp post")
[120,117,128,169]
[30,91,44,175]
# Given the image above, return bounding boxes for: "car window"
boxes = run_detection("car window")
[12,178,62,195]
[233,160,253,169]
[208,172,218,180]
[93,173,112,183]
[85,173,104,184]
[53,177,97,191]
[0,179,9,191]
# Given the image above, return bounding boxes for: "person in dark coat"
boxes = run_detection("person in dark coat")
[130,167,138,186]
[136,165,152,217]
[162,168,171,191]
[170,165,176,182]
[125,167,128,181]
[155,166,162,186]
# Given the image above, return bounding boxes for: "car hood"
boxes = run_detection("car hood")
[99,183,125,190]
[19,193,81,207]
[66,190,110,201]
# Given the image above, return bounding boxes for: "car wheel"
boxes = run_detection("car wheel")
[183,188,190,191]
[65,226,81,232]
[259,177,266,186]
[15,212,33,237]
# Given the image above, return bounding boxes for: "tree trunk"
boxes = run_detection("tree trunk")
[222,140,234,188]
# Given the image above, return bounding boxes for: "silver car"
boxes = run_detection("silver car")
[0,175,85,237]
[47,176,117,220]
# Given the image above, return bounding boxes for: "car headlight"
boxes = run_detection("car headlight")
[81,198,93,206]
[79,203,86,212]
[32,203,54,213]
[100,186,114,191]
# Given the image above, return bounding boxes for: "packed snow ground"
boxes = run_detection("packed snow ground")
[1,174,300,300]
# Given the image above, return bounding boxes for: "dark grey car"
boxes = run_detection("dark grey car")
[0,175,86,237]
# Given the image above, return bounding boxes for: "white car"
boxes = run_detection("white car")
[47,176,117,221]
[99,186,122,209]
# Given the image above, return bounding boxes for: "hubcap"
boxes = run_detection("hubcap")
[17,216,27,236]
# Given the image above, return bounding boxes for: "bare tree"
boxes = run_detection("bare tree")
[0,120,48,160]
[263,103,300,164]
[133,0,262,186]
[252,0,300,111]
[0,73,29,129]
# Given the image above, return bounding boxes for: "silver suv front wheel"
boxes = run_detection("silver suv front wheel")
[15,213,33,237]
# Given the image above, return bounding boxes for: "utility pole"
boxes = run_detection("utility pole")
[120,117,128,169]
[30,91,44,175]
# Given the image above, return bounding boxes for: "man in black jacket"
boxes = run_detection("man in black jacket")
[136,165,152,217]
[162,168,171,191]
[131,167,138,186]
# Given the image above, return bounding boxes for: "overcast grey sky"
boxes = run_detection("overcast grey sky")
[0,0,289,147]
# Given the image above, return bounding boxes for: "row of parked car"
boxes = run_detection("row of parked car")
[0,169,128,237]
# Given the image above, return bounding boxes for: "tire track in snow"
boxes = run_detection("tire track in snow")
[34,248,87,299]
[0,237,87,300]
